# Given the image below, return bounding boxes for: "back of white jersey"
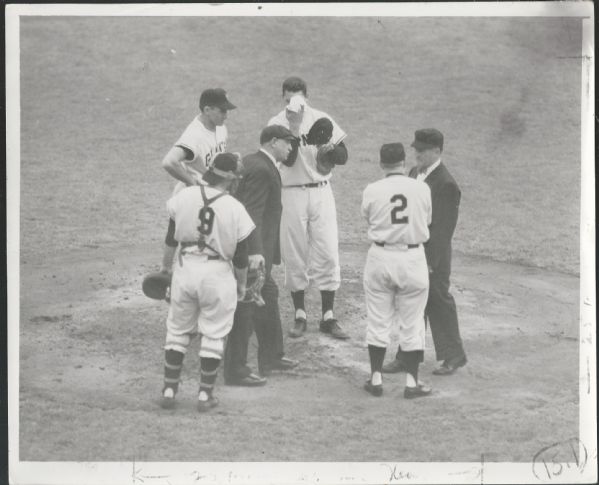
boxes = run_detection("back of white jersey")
[167,186,255,260]
[175,117,228,181]
[268,104,346,185]
[361,175,432,245]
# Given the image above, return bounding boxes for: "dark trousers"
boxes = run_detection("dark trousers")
[224,262,284,380]
[396,271,465,363]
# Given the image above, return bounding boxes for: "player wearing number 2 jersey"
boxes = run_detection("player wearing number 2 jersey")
[361,143,433,399]
[159,153,255,412]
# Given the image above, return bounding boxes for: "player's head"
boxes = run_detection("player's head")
[411,129,443,169]
[379,143,406,173]
[260,125,295,162]
[199,88,237,126]
[203,152,242,191]
[282,76,307,103]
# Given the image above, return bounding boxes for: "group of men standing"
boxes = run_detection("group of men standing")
[154,77,467,412]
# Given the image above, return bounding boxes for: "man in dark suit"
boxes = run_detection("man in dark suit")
[383,129,467,376]
[224,125,300,386]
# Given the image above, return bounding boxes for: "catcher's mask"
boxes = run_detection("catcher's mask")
[203,152,242,186]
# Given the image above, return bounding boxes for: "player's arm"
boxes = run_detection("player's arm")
[160,218,178,274]
[232,237,249,301]
[162,146,197,186]
[427,182,461,271]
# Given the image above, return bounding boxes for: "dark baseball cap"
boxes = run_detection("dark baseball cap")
[202,152,241,184]
[199,88,237,111]
[260,125,296,144]
[380,143,406,165]
[411,128,444,151]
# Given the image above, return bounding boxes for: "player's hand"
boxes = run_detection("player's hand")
[318,142,335,153]
[248,254,265,271]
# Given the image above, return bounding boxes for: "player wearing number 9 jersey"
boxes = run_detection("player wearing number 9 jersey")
[159,153,255,412]
[360,143,433,399]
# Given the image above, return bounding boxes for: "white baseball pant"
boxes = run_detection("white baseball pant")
[165,255,237,359]
[280,183,340,292]
[363,244,429,350]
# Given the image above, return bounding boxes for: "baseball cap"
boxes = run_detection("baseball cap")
[286,94,306,113]
[380,143,406,165]
[199,88,237,111]
[260,125,296,144]
[410,128,444,151]
[202,152,241,185]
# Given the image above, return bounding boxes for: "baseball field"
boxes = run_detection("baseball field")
[12,7,592,482]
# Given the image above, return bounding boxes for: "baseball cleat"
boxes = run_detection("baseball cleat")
[197,395,219,413]
[364,379,383,397]
[319,318,350,340]
[289,317,307,338]
[404,383,432,399]
[160,387,176,409]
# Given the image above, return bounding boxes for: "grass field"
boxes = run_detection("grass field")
[15,12,587,480]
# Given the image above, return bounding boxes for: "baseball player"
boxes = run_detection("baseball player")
[159,88,236,274]
[361,143,433,399]
[160,152,255,412]
[268,76,350,340]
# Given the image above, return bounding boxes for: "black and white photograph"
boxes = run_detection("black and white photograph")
[6,2,596,484]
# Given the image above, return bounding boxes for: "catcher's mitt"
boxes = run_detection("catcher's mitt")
[306,117,333,146]
[316,146,336,176]
[240,266,266,306]
[142,271,172,302]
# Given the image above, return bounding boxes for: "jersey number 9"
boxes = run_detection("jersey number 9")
[198,206,215,235]
[390,194,408,224]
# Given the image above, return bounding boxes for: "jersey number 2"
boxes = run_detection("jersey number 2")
[390,194,408,224]
[198,207,215,235]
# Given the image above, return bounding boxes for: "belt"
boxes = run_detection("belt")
[283,180,328,189]
[179,242,221,260]
[375,241,420,249]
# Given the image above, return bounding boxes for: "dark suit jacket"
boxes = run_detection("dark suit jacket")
[409,162,461,275]
[235,150,282,266]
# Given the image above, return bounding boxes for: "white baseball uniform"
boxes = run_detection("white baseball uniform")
[361,173,432,350]
[268,103,347,291]
[164,185,255,359]
[171,116,228,192]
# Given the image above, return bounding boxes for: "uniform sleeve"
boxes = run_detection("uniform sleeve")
[236,203,256,245]
[329,115,347,146]
[425,184,432,225]
[166,194,179,220]
[361,186,371,220]
[174,122,199,161]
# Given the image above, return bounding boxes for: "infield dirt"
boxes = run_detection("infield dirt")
[16,15,583,462]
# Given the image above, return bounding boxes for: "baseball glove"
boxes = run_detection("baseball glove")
[240,266,265,306]
[142,271,172,302]
[306,117,333,146]
[316,146,336,175]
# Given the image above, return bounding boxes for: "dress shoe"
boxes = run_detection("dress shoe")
[225,373,267,387]
[381,359,407,374]
[197,395,219,412]
[289,317,307,338]
[364,379,383,397]
[432,356,467,376]
[269,357,299,371]
[404,383,432,399]
[319,318,350,340]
